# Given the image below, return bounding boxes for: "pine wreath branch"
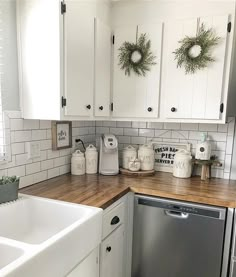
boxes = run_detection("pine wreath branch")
[118,33,156,76]
[173,24,220,74]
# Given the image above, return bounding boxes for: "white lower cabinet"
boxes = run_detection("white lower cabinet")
[100,193,134,277]
[100,225,125,277]
[67,247,99,277]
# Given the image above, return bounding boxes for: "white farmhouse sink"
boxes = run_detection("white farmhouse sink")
[0,195,94,244]
[0,243,24,269]
[0,195,103,276]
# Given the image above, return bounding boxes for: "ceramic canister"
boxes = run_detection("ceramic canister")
[173,149,192,178]
[85,144,98,174]
[122,145,137,169]
[128,158,141,172]
[71,150,86,176]
[138,144,155,171]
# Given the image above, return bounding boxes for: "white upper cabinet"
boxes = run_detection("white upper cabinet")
[17,0,61,120]
[64,1,95,118]
[17,0,111,120]
[112,23,163,119]
[163,15,230,121]
[95,19,112,117]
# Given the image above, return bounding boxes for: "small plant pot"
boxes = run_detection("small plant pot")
[0,181,19,204]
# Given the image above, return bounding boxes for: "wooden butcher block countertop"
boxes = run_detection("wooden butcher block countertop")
[20,172,236,209]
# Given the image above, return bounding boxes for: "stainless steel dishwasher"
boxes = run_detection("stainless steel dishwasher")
[132,195,233,277]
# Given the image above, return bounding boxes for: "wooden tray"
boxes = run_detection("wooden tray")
[119,168,155,177]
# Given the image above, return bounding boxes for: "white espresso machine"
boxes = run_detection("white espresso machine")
[99,134,119,175]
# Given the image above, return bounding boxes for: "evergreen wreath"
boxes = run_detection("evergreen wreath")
[173,23,220,74]
[118,28,156,77]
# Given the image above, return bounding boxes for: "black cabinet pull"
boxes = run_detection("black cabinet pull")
[171,107,176,112]
[99,106,104,110]
[111,216,120,225]
[86,105,91,110]
[147,107,153,112]
[106,246,111,252]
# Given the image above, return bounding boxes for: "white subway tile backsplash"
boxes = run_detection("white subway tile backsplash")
[53,157,66,167]
[139,129,154,137]
[33,171,48,184]
[10,119,24,130]
[124,128,138,136]
[41,159,54,171]
[180,123,199,131]
[15,153,32,166]
[32,130,47,140]
[217,124,228,133]
[155,129,171,138]
[117,121,132,128]
[40,120,51,129]
[14,130,32,142]
[48,167,60,179]
[131,136,146,145]
[110,127,124,136]
[118,135,131,144]
[26,162,41,175]
[47,149,60,159]
[164,123,181,130]
[132,121,147,129]
[8,165,25,177]
[11,143,25,155]
[147,122,163,129]
[24,119,40,130]
[199,123,217,132]
[208,132,227,142]
[102,121,117,127]
[171,131,188,140]
[226,136,234,155]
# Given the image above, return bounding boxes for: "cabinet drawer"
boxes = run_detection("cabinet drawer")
[102,202,124,239]
[100,224,124,277]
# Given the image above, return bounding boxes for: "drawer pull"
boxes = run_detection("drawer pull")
[106,246,111,252]
[111,216,120,225]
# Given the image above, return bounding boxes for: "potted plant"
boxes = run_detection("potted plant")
[0,176,20,204]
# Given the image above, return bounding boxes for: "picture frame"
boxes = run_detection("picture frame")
[152,142,191,173]
[51,121,72,150]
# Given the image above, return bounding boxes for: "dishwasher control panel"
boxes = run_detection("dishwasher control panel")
[138,198,223,219]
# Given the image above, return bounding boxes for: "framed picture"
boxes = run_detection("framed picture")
[52,121,72,150]
[153,142,191,173]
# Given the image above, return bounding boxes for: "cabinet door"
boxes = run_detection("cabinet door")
[67,247,99,277]
[64,1,95,117]
[112,23,163,118]
[164,15,229,120]
[100,225,125,277]
[95,19,111,117]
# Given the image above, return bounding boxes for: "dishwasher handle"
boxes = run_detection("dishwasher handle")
[165,210,189,219]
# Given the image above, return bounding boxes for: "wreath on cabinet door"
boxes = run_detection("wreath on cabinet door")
[173,21,220,74]
[118,27,156,77]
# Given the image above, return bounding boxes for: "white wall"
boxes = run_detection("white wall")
[1,0,20,111]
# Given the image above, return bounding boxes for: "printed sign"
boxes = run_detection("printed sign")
[153,142,191,172]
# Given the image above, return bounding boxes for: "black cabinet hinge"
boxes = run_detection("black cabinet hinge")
[112,35,115,45]
[110,103,113,112]
[61,2,66,14]
[227,22,232,33]
[62,96,67,108]
[220,103,224,113]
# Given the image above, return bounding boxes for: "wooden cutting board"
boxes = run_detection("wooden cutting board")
[119,168,155,177]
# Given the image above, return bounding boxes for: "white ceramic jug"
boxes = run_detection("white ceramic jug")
[138,144,155,171]
[71,150,85,175]
[173,149,192,178]
[122,145,137,169]
[85,144,98,174]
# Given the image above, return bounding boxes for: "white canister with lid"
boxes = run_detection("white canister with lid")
[122,145,137,169]
[138,144,155,171]
[85,144,98,174]
[173,149,192,178]
[71,150,85,175]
